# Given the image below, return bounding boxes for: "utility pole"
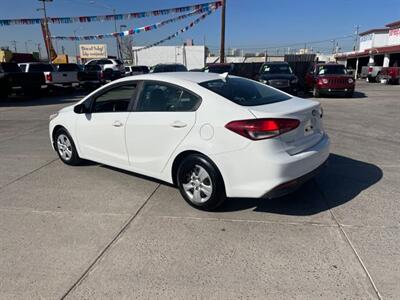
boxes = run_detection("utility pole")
[90,2,121,59]
[353,25,360,51]
[219,0,226,63]
[35,43,42,60]
[10,40,17,52]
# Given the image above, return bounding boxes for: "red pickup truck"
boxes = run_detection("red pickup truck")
[305,63,355,98]
[380,67,400,84]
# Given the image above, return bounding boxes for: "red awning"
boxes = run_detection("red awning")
[336,44,400,59]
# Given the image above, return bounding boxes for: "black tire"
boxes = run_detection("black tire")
[176,154,226,210]
[54,128,82,166]
[0,89,8,100]
[312,87,320,98]
[375,72,382,83]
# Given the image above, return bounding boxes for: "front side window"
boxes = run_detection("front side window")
[199,77,291,106]
[137,82,200,112]
[92,84,136,113]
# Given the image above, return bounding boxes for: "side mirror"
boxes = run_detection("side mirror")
[74,103,89,114]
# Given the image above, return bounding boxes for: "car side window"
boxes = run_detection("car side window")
[136,82,200,112]
[92,84,136,113]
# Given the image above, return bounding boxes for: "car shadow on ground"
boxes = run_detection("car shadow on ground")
[216,153,382,215]
[298,91,366,99]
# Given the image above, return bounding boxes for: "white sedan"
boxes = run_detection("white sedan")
[49,72,330,210]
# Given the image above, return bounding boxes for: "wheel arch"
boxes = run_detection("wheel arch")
[171,150,225,188]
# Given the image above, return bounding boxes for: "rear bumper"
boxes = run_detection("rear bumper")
[263,159,328,198]
[212,134,330,198]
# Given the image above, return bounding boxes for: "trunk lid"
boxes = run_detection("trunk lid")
[248,98,324,155]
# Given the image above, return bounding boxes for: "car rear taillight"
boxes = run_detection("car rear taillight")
[225,118,300,140]
[368,67,373,73]
[46,73,52,82]
[99,71,104,80]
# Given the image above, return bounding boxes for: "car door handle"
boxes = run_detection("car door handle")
[170,121,187,128]
[112,121,123,127]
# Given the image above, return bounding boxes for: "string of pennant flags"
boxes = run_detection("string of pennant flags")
[0,1,221,26]
[133,9,215,53]
[51,5,217,41]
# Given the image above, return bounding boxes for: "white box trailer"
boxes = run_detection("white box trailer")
[132,46,205,70]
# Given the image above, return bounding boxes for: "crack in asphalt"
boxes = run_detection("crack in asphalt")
[314,181,382,300]
[0,158,59,190]
[60,184,161,300]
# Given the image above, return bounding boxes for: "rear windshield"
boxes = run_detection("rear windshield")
[199,77,291,106]
[85,65,101,72]
[153,64,187,72]
[29,64,54,72]
[317,65,346,75]
[206,65,232,74]
[1,63,21,73]
[261,64,293,75]
[115,59,123,65]
[57,64,79,71]
[131,66,149,72]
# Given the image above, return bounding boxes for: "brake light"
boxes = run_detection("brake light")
[225,118,300,140]
[368,67,373,73]
[46,73,52,82]
[99,71,104,80]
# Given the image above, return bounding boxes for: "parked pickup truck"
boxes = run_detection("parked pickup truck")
[380,67,400,84]
[305,63,355,97]
[19,63,80,89]
[361,64,382,82]
[78,64,105,90]
[0,62,45,99]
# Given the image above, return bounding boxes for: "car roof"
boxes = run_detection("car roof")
[262,61,289,65]
[117,71,224,84]
[153,63,185,66]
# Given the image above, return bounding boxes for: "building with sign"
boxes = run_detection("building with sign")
[336,20,400,75]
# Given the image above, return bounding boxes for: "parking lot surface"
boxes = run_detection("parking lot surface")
[0,81,399,299]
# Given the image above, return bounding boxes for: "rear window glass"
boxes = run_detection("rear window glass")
[29,64,54,72]
[199,77,291,106]
[205,65,232,74]
[115,59,123,65]
[57,64,79,72]
[1,63,21,73]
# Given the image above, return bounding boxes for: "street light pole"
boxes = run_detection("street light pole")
[119,24,127,61]
[10,40,18,52]
[219,0,226,63]
[90,1,120,59]
[73,27,81,63]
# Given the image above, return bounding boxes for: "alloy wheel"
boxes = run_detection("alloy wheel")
[182,164,213,204]
[57,134,73,161]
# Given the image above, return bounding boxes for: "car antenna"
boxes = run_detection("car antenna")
[219,72,229,81]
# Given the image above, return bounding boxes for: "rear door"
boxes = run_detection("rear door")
[125,81,200,175]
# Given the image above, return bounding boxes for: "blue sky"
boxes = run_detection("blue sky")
[0,0,399,56]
